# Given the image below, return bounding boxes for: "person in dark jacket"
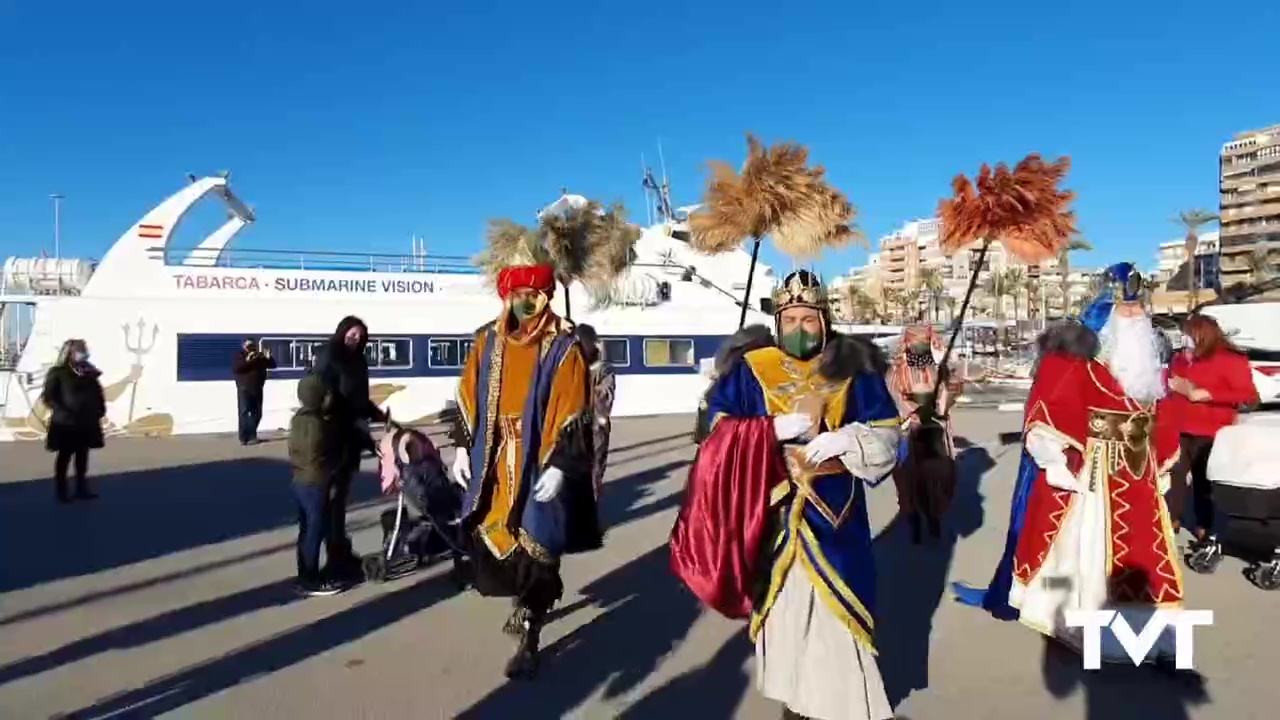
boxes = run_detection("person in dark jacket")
[41,339,106,503]
[309,315,387,580]
[287,374,344,596]
[232,338,277,445]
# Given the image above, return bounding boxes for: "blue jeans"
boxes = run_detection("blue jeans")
[292,481,329,580]
[237,387,263,443]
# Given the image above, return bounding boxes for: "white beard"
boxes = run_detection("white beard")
[1097,313,1166,404]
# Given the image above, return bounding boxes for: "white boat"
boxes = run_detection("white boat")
[0,173,892,441]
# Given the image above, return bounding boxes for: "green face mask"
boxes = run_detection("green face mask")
[781,328,821,358]
[512,299,539,321]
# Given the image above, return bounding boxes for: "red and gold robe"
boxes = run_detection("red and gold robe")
[1009,351,1182,657]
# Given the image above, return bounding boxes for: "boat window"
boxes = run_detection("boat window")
[290,340,329,369]
[644,338,695,367]
[429,337,474,368]
[601,338,630,367]
[370,338,413,369]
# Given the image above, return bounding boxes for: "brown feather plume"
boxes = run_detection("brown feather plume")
[473,219,551,285]
[539,198,641,292]
[689,134,862,259]
[936,154,1076,264]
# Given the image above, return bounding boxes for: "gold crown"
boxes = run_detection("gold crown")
[771,271,829,313]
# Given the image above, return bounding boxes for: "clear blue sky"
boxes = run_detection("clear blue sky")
[2,1,1277,278]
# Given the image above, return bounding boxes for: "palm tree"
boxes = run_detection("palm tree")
[1173,209,1220,311]
[1003,267,1026,337]
[1024,276,1043,330]
[898,286,922,323]
[982,271,1013,356]
[1245,241,1276,283]
[919,266,945,322]
[1056,235,1092,319]
[880,286,901,323]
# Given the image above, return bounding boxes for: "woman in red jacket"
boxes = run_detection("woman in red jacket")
[1167,314,1259,545]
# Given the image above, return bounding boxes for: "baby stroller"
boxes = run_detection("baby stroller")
[361,422,470,588]
[1184,414,1280,590]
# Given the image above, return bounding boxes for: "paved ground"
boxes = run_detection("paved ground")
[1,411,1275,719]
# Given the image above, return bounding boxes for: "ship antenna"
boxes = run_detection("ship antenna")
[641,153,652,226]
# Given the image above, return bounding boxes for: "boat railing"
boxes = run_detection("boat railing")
[150,246,483,275]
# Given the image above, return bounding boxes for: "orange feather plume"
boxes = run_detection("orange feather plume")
[936,154,1076,264]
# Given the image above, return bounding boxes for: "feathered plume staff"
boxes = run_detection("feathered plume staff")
[933,154,1076,399]
[539,199,642,319]
[688,134,864,328]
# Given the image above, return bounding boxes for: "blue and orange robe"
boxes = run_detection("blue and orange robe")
[453,313,602,567]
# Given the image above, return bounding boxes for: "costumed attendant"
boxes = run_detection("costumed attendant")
[671,271,903,720]
[952,262,1185,669]
[886,324,964,543]
[450,225,602,681]
[575,323,616,498]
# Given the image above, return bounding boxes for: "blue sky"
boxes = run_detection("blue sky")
[2,1,1278,278]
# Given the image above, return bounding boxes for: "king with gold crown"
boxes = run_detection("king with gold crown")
[670,269,904,720]
[450,221,602,681]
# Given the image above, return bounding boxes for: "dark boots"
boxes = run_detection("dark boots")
[504,606,544,680]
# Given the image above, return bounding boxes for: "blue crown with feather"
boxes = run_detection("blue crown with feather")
[1078,261,1144,332]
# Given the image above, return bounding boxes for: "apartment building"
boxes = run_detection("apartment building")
[1219,124,1280,289]
[1154,231,1220,284]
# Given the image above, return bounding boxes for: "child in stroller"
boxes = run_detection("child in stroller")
[1183,414,1280,590]
[362,422,470,588]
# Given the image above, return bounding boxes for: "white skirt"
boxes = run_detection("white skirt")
[755,564,894,720]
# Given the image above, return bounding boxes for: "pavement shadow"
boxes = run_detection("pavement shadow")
[456,543,707,720]
[1040,632,1210,720]
[0,458,386,593]
[598,459,691,531]
[59,571,458,719]
[608,431,693,456]
[0,579,302,685]
[874,437,993,709]
[621,630,752,718]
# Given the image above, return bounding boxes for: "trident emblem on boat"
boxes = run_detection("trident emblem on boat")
[122,318,158,424]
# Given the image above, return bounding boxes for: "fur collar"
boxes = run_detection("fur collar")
[1036,320,1099,361]
[712,324,887,381]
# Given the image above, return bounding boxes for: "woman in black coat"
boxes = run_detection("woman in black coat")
[42,338,107,502]
[309,315,387,579]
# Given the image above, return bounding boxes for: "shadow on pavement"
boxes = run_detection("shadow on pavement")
[874,437,993,710]
[1040,632,1210,720]
[457,543,708,720]
[59,571,459,719]
[0,458,388,594]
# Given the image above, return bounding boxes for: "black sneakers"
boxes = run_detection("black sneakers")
[295,577,344,597]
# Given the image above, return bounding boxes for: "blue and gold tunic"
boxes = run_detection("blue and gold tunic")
[706,345,900,652]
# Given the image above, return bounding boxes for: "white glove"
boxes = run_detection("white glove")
[451,447,471,489]
[1026,428,1080,493]
[534,466,565,503]
[804,429,857,465]
[773,413,813,442]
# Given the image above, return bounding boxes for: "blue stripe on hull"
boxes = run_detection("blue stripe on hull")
[175,332,730,381]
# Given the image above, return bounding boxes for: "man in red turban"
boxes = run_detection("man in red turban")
[449,231,602,681]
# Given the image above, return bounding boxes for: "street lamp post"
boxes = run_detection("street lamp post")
[50,193,65,259]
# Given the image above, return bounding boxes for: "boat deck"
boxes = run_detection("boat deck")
[1,412,1273,719]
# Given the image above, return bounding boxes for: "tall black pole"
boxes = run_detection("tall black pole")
[562,280,572,320]
[930,238,992,405]
[738,237,762,329]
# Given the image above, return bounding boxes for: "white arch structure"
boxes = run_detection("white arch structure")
[84,175,255,295]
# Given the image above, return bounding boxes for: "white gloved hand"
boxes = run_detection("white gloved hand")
[451,447,471,489]
[1044,465,1081,493]
[803,429,857,465]
[534,466,565,502]
[773,413,813,442]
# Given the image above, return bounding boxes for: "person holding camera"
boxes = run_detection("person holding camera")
[232,338,277,445]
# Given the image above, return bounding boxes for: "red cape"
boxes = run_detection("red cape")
[669,416,786,619]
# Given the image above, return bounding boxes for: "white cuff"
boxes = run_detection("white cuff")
[838,423,901,482]
[1045,465,1080,493]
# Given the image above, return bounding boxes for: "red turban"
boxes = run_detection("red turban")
[496,264,556,299]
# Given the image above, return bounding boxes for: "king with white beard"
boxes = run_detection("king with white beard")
[965,262,1185,667]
